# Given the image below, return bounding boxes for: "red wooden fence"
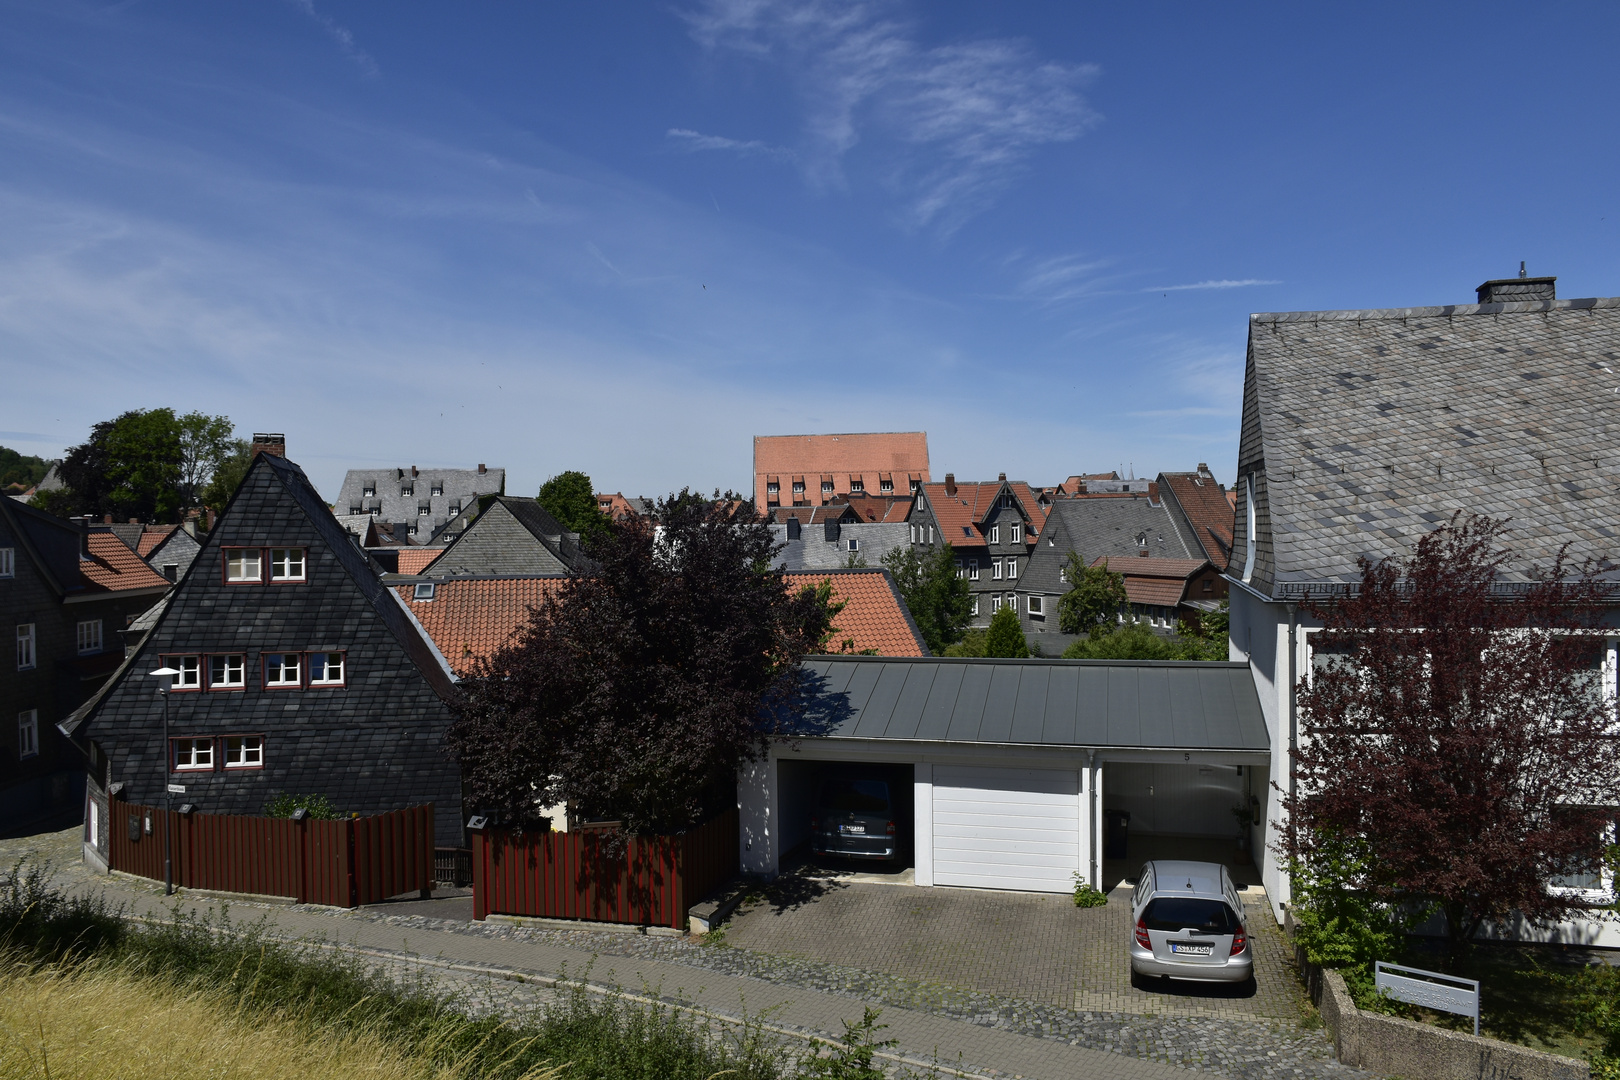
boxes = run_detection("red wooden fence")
[108,803,435,907]
[472,807,739,929]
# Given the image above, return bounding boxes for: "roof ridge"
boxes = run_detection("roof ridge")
[1250,295,1620,324]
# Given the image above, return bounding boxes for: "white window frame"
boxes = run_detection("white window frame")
[18,709,38,759]
[76,619,103,655]
[269,548,306,582]
[1549,816,1617,898]
[849,479,864,493]
[0,547,13,577]
[362,484,376,497]
[969,559,980,581]
[171,655,202,690]
[413,582,436,601]
[955,558,964,578]
[1007,558,1019,580]
[971,596,980,616]
[847,538,860,551]
[172,737,214,771]
[1029,595,1045,616]
[879,479,893,494]
[991,595,1003,612]
[264,653,302,688]
[309,652,345,687]
[208,654,246,689]
[993,559,1003,580]
[16,623,35,670]
[990,525,1000,544]
[225,548,263,583]
[1007,594,1019,614]
[223,735,264,769]
[431,482,444,496]
[1242,472,1257,583]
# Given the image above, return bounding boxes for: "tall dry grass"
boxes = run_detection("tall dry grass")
[0,962,562,1080]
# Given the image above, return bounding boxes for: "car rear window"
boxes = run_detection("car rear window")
[819,779,890,813]
[1141,897,1240,934]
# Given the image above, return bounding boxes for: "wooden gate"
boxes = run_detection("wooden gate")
[108,803,434,907]
[472,807,739,928]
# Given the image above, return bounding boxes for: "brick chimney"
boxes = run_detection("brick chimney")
[1477,264,1555,305]
[477,464,487,475]
[945,473,957,497]
[998,472,1006,482]
[1147,481,1160,506]
[250,433,286,459]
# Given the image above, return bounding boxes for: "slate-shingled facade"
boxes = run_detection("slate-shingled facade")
[334,464,504,544]
[64,451,464,860]
[1229,277,1620,932]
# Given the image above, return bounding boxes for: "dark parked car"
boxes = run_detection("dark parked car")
[810,776,897,861]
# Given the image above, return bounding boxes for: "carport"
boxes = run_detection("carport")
[739,655,1269,894]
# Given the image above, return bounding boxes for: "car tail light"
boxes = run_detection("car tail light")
[1231,926,1247,955]
[886,820,897,835]
[1134,918,1151,949]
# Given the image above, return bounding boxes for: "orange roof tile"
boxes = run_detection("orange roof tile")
[919,479,1047,549]
[1159,471,1236,571]
[403,568,926,674]
[81,533,170,593]
[1092,556,1209,609]
[836,494,914,523]
[783,569,926,657]
[396,548,446,575]
[136,525,177,557]
[754,432,929,509]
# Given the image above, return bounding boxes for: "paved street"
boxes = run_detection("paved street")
[1,828,1367,1080]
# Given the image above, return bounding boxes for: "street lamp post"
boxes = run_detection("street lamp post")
[148,666,180,895]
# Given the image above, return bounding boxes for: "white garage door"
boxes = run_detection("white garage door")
[932,766,1079,893]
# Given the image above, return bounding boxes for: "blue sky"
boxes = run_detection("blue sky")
[3,1,1618,501]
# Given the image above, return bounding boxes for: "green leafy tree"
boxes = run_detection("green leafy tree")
[537,469,609,541]
[1057,552,1128,637]
[0,446,49,490]
[177,411,237,507]
[1063,618,1229,661]
[942,628,988,657]
[984,604,1030,658]
[880,543,974,654]
[200,439,252,514]
[54,409,183,521]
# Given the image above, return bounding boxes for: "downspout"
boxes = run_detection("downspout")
[1285,602,1298,883]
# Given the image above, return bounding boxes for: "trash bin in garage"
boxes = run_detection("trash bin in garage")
[1103,809,1130,861]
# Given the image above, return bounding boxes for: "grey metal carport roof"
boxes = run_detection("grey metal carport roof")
[790,656,1268,752]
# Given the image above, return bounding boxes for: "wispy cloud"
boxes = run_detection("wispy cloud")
[1143,278,1281,292]
[682,0,1098,233]
[285,0,379,77]
[666,128,796,161]
[1009,253,1112,303]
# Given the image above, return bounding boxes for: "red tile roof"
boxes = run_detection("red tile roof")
[396,548,446,575]
[1092,556,1209,609]
[594,492,645,521]
[754,432,929,509]
[836,494,914,523]
[1159,471,1236,571]
[80,533,170,593]
[783,569,927,657]
[136,525,177,557]
[919,479,1047,549]
[401,567,926,674]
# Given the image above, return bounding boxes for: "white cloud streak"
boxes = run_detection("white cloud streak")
[1144,279,1282,292]
[285,0,379,78]
[666,128,796,161]
[682,0,1098,233]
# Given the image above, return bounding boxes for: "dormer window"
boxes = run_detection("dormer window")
[909,478,921,494]
[766,482,779,495]
[418,503,432,516]
[880,479,893,494]
[821,480,834,495]
[362,483,376,497]
[431,482,444,497]
[850,479,864,493]
[792,480,805,495]
[401,482,414,496]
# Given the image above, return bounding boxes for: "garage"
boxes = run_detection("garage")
[740,654,1269,893]
[931,765,1079,892]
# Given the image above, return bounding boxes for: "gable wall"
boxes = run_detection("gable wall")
[79,461,462,846]
[431,501,569,576]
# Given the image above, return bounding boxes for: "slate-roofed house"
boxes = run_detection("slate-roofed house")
[419,496,583,577]
[1,501,171,831]
[1229,273,1620,931]
[908,474,1048,628]
[142,523,203,583]
[1155,465,1234,572]
[334,463,504,544]
[754,432,930,510]
[63,448,465,863]
[768,498,912,571]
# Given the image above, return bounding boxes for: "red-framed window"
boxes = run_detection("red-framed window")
[308,652,345,687]
[172,737,215,771]
[223,735,264,769]
[222,548,264,584]
[163,655,203,691]
[262,653,302,689]
[207,654,246,690]
[269,548,306,583]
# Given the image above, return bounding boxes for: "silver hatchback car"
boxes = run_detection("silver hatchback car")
[1129,860,1253,984]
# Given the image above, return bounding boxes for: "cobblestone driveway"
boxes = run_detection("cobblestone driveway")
[724,871,1305,1023]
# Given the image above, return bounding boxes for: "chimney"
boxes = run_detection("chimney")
[1147,481,1160,506]
[824,519,841,543]
[477,463,486,475]
[1137,547,1150,557]
[998,472,1006,482]
[1477,265,1555,305]
[182,520,196,538]
[250,433,286,459]
[128,517,139,525]
[411,465,419,478]
[787,516,801,540]
[1197,462,1212,477]
[76,516,90,558]
[945,473,957,497]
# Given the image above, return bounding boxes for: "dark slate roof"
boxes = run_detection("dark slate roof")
[1020,497,1203,597]
[423,496,581,576]
[790,656,1268,751]
[1243,295,1620,593]
[333,465,504,539]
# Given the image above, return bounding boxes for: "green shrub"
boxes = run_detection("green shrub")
[1071,873,1107,908]
[263,792,344,819]
[799,1008,894,1080]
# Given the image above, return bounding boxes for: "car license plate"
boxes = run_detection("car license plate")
[1171,943,1214,956]
[839,824,866,834]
